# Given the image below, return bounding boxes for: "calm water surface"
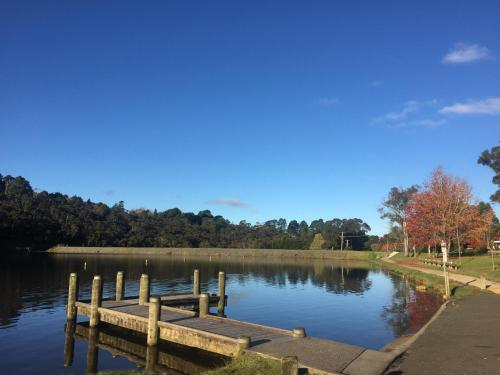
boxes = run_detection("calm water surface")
[0,253,442,374]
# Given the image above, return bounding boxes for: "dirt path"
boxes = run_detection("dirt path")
[385,292,500,375]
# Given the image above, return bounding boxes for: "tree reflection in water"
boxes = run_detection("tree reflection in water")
[381,271,441,337]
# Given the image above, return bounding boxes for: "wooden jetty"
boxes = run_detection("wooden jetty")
[67,270,396,375]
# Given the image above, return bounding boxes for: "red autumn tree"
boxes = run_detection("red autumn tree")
[406,168,494,254]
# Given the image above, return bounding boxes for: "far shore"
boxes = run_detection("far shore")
[47,246,381,260]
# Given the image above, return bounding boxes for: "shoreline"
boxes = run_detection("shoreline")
[47,246,471,374]
[46,246,381,260]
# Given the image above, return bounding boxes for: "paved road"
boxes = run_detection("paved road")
[385,292,500,375]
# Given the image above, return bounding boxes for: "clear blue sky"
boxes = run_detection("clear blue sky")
[1,1,499,235]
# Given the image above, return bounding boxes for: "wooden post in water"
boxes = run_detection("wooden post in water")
[67,272,79,321]
[86,327,99,374]
[282,356,299,375]
[293,327,306,338]
[217,271,226,315]
[145,345,158,372]
[199,293,209,317]
[139,274,150,305]
[116,271,124,301]
[89,275,103,327]
[193,269,200,295]
[63,321,76,367]
[147,296,161,346]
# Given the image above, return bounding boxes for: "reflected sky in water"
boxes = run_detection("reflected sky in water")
[0,253,442,374]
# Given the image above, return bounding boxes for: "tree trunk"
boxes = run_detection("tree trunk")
[427,244,431,256]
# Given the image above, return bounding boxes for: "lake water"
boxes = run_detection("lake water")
[0,253,442,374]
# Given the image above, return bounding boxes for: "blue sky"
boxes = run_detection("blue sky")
[1,1,499,235]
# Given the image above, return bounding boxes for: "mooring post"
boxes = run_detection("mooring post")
[237,336,251,354]
[217,271,226,315]
[199,293,209,317]
[193,269,200,295]
[116,271,124,301]
[139,273,150,305]
[145,345,158,372]
[67,272,79,321]
[282,356,299,375]
[480,275,487,290]
[87,327,99,374]
[63,321,76,367]
[89,275,103,327]
[293,327,306,338]
[147,296,161,346]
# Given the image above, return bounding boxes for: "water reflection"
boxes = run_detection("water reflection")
[0,253,442,374]
[0,254,375,327]
[66,322,225,374]
[381,272,441,337]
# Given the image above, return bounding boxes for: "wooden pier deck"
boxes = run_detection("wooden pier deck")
[67,271,396,375]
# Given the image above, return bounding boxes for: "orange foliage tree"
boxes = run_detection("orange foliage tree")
[406,168,495,255]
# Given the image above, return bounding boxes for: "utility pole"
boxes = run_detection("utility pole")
[340,232,344,251]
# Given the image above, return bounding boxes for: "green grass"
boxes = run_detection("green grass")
[90,355,281,375]
[451,255,500,282]
[203,355,281,375]
[93,371,142,375]
[391,251,500,282]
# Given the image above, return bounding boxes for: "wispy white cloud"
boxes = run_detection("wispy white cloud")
[442,43,492,64]
[207,198,249,208]
[371,99,446,128]
[313,97,339,107]
[371,80,383,87]
[439,97,500,115]
[410,119,447,127]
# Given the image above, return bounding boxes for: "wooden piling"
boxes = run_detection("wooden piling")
[116,271,124,301]
[63,321,75,367]
[67,272,78,321]
[139,274,150,305]
[282,356,299,375]
[193,269,200,295]
[145,345,158,372]
[86,327,99,374]
[199,293,209,317]
[89,275,103,327]
[217,271,226,315]
[237,336,251,353]
[293,327,306,338]
[147,296,161,346]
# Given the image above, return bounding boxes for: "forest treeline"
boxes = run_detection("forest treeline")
[0,174,375,251]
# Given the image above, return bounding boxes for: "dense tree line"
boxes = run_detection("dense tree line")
[0,174,373,251]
